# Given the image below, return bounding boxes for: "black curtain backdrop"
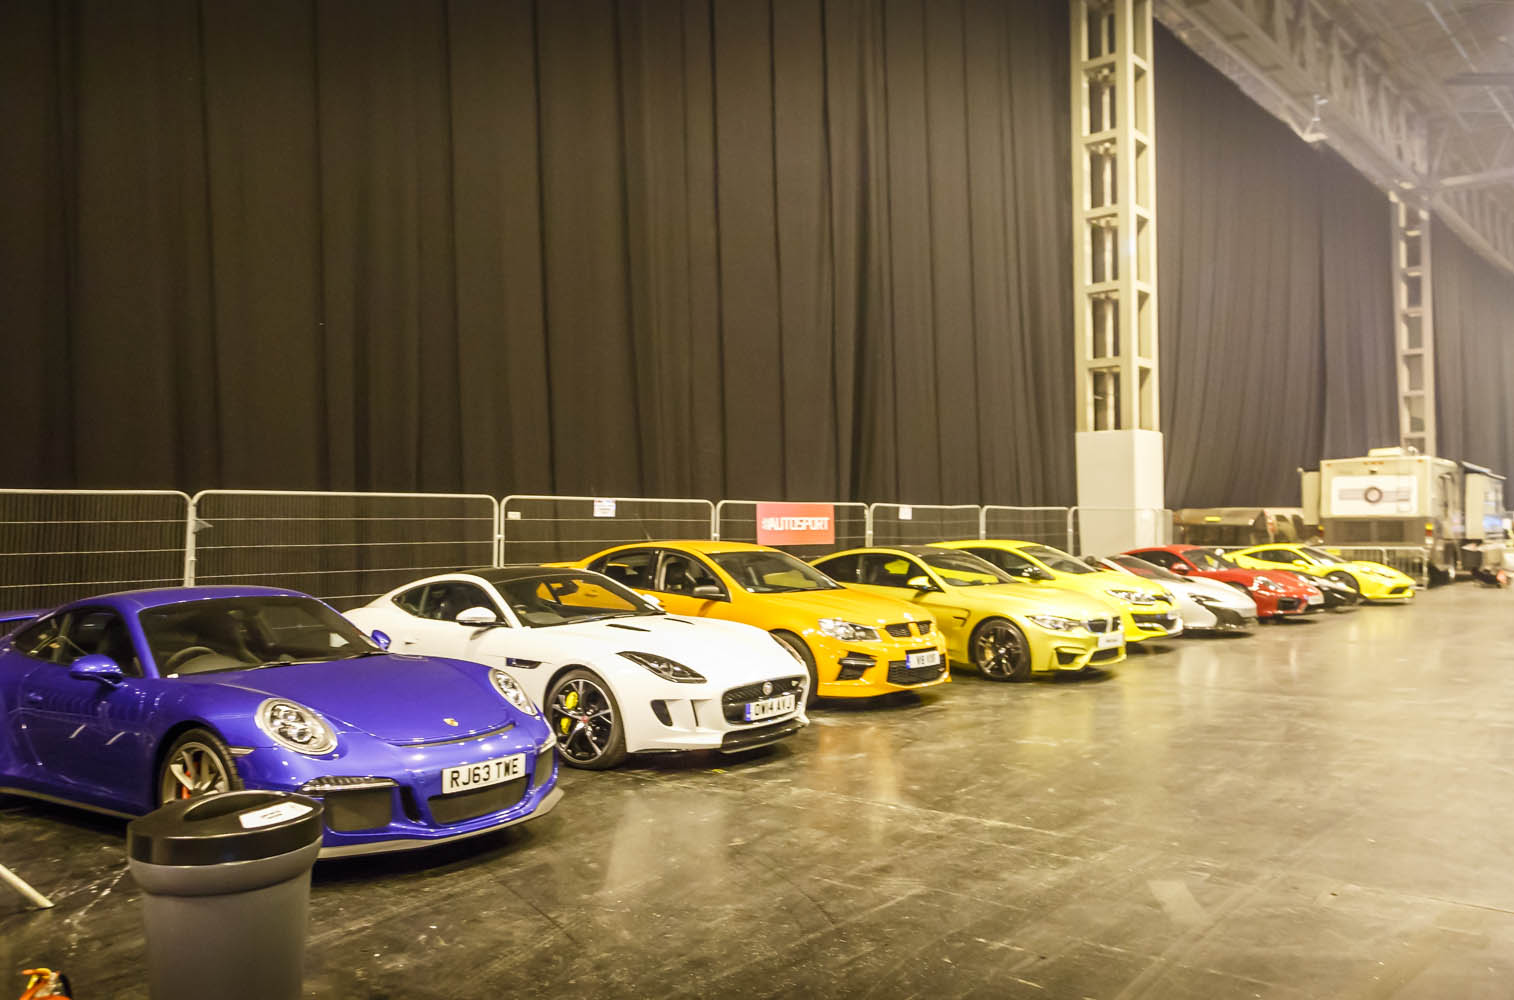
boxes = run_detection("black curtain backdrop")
[0,0,1075,506]
[1433,220,1514,477]
[1156,26,1396,507]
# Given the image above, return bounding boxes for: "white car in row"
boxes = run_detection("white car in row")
[347,568,808,769]
[1086,555,1259,633]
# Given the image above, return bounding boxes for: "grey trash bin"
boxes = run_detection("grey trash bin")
[127,790,324,1000]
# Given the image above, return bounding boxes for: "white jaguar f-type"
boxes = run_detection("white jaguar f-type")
[346,568,808,769]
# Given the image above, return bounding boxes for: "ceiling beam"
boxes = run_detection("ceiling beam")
[1439,166,1514,191]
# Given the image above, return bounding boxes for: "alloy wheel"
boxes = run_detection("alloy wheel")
[974,621,1027,679]
[550,678,617,765]
[158,741,233,804]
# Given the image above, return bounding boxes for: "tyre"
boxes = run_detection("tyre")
[970,617,1032,682]
[546,668,627,770]
[157,728,244,805]
[1326,570,1361,599]
[771,631,819,706]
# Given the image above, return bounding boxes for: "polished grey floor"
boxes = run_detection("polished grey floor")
[4,585,1514,998]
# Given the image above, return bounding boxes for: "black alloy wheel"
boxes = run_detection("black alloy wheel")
[971,618,1032,682]
[547,669,627,770]
[1326,570,1361,599]
[157,728,244,805]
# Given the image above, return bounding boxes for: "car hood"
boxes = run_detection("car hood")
[1168,576,1257,608]
[1029,571,1172,604]
[177,654,517,744]
[744,587,925,625]
[950,583,1123,620]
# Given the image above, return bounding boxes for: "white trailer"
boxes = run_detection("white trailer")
[1306,448,1506,582]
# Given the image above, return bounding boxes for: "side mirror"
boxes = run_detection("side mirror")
[456,606,504,627]
[691,584,725,600]
[1172,564,1191,575]
[69,654,124,685]
[905,575,937,592]
[370,629,392,650]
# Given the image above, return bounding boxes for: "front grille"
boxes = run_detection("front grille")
[722,676,805,723]
[916,621,933,635]
[1090,647,1122,663]
[884,622,914,638]
[1390,586,1409,595]
[887,658,946,685]
[532,749,555,789]
[322,787,395,833]
[1086,617,1114,633]
[1133,612,1176,628]
[1277,597,1301,611]
[428,776,528,825]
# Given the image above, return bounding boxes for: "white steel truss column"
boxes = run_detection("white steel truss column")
[1072,0,1157,433]
[1392,194,1435,456]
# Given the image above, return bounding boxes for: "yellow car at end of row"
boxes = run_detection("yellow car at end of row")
[810,546,1126,681]
[930,539,1183,643]
[1222,544,1417,602]
[574,540,949,703]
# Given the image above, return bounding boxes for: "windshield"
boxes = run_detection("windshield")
[1022,544,1095,574]
[917,550,1013,586]
[1300,546,1338,563]
[1190,548,1237,571]
[1110,555,1181,581]
[709,551,841,593]
[496,573,659,627]
[140,596,377,676]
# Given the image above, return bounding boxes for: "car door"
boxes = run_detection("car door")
[652,550,732,617]
[384,580,507,659]
[15,607,153,804]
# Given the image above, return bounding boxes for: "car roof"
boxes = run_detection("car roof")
[53,585,308,615]
[452,565,593,585]
[597,540,774,555]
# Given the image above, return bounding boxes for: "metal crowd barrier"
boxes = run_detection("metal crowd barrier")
[980,506,1074,550]
[1327,546,1431,588]
[0,489,192,610]
[188,491,498,611]
[713,500,871,558]
[867,504,982,546]
[499,495,715,565]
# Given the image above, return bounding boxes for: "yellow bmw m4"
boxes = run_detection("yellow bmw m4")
[575,541,948,703]
[810,546,1126,681]
[931,539,1183,643]
[1223,544,1416,602]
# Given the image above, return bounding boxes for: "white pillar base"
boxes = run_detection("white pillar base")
[1075,429,1166,554]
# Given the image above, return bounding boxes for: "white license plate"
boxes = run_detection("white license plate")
[905,649,942,669]
[441,753,525,794]
[744,694,796,721]
[1097,631,1123,649]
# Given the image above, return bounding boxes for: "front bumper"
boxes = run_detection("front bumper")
[1185,604,1257,632]
[1121,608,1183,642]
[812,631,951,698]
[1360,579,1417,601]
[629,674,809,752]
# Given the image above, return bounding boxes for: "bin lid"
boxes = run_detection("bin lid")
[128,791,324,867]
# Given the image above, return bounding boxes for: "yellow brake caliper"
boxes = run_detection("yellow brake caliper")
[558,689,579,733]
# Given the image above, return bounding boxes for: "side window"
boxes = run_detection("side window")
[1139,551,1180,570]
[590,550,656,590]
[1254,549,1299,565]
[393,585,429,616]
[858,554,921,588]
[659,553,724,597]
[420,582,497,623]
[59,608,143,676]
[814,554,860,583]
[965,547,1035,576]
[12,616,65,663]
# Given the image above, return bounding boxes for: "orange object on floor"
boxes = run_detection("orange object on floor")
[18,969,71,1000]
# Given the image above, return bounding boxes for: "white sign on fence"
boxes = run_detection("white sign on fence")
[593,499,617,518]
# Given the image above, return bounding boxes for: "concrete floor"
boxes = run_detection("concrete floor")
[4,585,1514,998]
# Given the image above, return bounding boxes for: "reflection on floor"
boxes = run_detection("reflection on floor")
[5,586,1514,998]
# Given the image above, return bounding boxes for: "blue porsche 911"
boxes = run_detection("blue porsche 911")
[0,586,561,857]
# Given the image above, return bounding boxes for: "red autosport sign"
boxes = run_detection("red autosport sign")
[756,503,836,546]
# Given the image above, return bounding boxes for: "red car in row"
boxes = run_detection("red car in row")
[1126,545,1322,620]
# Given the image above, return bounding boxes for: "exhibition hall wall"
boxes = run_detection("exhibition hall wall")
[1434,220,1514,479]
[4,2,1512,508]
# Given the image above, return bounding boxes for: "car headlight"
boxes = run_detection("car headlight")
[1249,577,1283,593]
[619,651,706,684]
[256,698,337,755]
[818,618,881,642]
[490,669,539,715]
[1104,588,1154,604]
[1027,614,1085,633]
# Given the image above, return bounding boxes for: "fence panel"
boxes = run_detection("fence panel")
[714,500,869,558]
[980,506,1073,549]
[0,490,192,610]
[190,491,499,610]
[1328,546,1430,588]
[499,495,715,565]
[1067,507,1173,556]
[867,504,982,546]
